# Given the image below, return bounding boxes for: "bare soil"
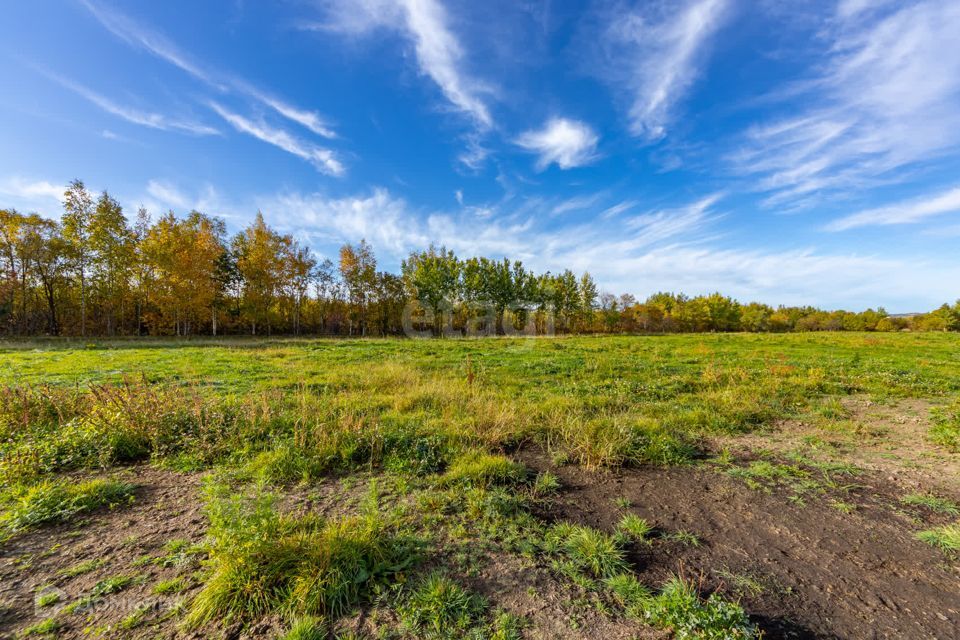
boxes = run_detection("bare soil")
[521,450,960,640]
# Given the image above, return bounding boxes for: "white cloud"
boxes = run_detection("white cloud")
[43,71,219,136]
[734,0,960,205]
[827,186,960,231]
[596,0,729,140]
[81,0,338,138]
[140,180,226,216]
[317,0,493,129]
[454,189,464,205]
[256,185,958,309]
[515,118,599,170]
[209,103,345,176]
[0,177,65,205]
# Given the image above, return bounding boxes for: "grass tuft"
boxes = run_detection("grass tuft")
[439,451,526,488]
[645,576,758,639]
[917,522,960,553]
[398,573,486,639]
[543,523,629,579]
[901,493,960,516]
[1,478,134,538]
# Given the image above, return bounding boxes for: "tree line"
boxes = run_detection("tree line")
[1,179,958,337]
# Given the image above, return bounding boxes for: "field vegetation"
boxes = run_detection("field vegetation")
[0,332,958,638]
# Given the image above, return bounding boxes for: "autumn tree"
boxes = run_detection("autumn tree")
[61,179,95,336]
[339,239,376,336]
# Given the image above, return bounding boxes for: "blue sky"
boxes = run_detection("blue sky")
[1,0,959,311]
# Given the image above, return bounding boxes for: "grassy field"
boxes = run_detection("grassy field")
[1,333,959,639]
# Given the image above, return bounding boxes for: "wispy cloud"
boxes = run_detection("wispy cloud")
[258,186,957,309]
[43,70,219,136]
[826,185,960,231]
[0,177,65,204]
[81,0,338,138]
[315,0,493,129]
[209,103,344,176]
[515,118,599,170]
[140,179,227,216]
[734,0,960,206]
[593,0,729,140]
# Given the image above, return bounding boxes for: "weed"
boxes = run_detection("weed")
[666,530,701,547]
[645,576,758,639]
[531,471,560,497]
[603,573,651,617]
[930,402,960,452]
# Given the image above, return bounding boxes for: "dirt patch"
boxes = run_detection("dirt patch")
[717,396,960,498]
[0,467,207,639]
[521,451,960,640]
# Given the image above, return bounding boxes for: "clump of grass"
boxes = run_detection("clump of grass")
[555,415,696,468]
[153,577,188,595]
[187,486,417,626]
[1,478,134,537]
[279,615,328,640]
[666,530,701,547]
[58,558,104,577]
[917,522,960,553]
[930,402,960,452]
[603,573,652,617]
[398,573,487,639]
[616,514,652,543]
[439,451,526,488]
[20,616,60,636]
[531,471,560,497]
[244,441,329,485]
[901,493,960,516]
[645,576,758,639]
[35,590,60,608]
[542,523,629,580]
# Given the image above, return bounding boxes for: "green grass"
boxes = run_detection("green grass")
[186,483,418,626]
[0,478,134,538]
[20,617,60,637]
[917,522,960,553]
[2,334,959,636]
[398,573,487,639]
[930,401,960,452]
[901,493,960,516]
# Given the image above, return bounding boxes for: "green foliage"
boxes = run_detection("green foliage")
[531,471,561,497]
[603,573,652,617]
[187,485,417,626]
[1,478,134,537]
[645,576,758,640]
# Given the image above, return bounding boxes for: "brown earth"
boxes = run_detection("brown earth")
[521,450,960,640]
